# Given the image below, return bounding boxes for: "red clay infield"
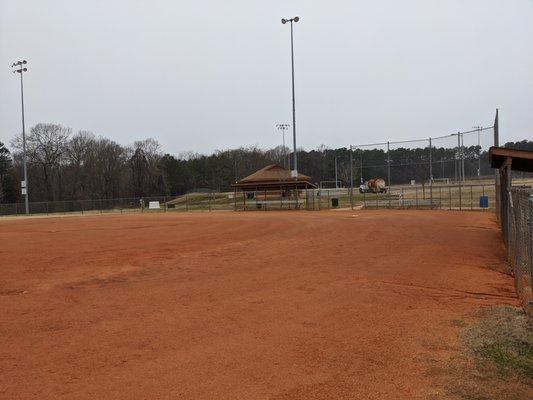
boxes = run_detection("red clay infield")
[0,210,517,399]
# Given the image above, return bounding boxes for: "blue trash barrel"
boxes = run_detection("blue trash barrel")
[479,195,489,208]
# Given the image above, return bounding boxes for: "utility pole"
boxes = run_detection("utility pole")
[281,16,300,178]
[11,60,29,214]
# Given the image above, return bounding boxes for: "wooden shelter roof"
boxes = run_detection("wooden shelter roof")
[489,147,533,172]
[232,164,316,189]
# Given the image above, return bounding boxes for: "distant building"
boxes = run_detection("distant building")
[232,164,316,210]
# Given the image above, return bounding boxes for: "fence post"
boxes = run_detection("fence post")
[506,167,512,259]
[186,194,189,212]
[459,184,463,211]
[457,133,462,211]
[526,197,533,300]
[429,137,433,209]
[387,141,391,209]
[494,109,500,220]
[470,186,473,210]
[415,187,418,208]
[349,145,354,210]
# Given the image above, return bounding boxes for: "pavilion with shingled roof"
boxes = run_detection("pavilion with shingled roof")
[232,164,317,210]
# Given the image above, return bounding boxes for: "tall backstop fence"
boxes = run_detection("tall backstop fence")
[349,125,496,193]
[498,186,533,307]
[343,111,501,212]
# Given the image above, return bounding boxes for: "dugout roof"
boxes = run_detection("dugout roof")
[489,147,533,172]
[232,164,317,190]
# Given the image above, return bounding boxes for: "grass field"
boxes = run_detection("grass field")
[0,210,524,399]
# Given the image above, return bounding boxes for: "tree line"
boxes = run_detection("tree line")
[1,123,531,204]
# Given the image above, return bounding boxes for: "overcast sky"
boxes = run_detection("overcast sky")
[1,0,532,154]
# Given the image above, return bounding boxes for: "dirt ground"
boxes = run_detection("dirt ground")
[0,210,519,399]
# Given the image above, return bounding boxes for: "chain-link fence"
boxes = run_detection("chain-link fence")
[0,182,500,216]
[354,183,495,210]
[0,190,352,215]
[0,194,236,216]
[500,187,533,307]
[349,126,496,191]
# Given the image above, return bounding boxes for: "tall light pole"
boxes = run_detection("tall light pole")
[473,126,482,177]
[281,16,299,178]
[11,60,29,215]
[276,123,291,169]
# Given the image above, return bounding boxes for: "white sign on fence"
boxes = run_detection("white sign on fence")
[148,201,160,209]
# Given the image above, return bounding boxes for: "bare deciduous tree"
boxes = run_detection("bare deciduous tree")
[11,123,71,201]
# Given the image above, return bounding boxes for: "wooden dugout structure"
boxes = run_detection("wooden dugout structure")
[489,146,533,243]
[232,164,317,211]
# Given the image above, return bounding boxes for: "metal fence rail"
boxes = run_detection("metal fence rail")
[504,187,533,307]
